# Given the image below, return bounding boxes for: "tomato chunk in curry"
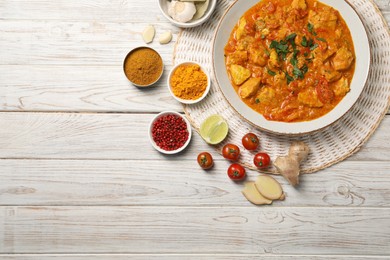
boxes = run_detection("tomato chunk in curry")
[224,0,356,122]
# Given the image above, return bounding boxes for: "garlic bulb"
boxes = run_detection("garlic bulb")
[168,0,196,23]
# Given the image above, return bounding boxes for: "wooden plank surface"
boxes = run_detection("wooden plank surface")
[0,0,389,258]
[0,0,388,22]
[0,112,389,161]
[0,65,180,112]
[0,21,179,66]
[0,2,388,114]
[1,206,389,254]
[1,255,389,260]
[0,159,389,207]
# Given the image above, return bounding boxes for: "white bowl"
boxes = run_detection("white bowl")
[158,0,217,28]
[149,111,192,154]
[212,0,371,135]
[168,62,211,104]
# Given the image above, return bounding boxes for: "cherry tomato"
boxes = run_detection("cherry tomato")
[253,152,271,169]
[316,77,334,104]
[197,152,214,170]
[242,133,260,151]
[222,144,240,161]
[227,163,246,181]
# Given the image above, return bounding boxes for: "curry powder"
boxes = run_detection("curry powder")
[124,47,163,86]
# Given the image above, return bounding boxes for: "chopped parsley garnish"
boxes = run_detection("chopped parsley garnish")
[307,38,314,48]
[310,43,319,51]
[255,98,260,104]
[293,66,304,79]
[308,23,317,36]
[269,33,315,84]
[316,37,326,42]
[301,64,309,74]
[285,72,295,84]
[305,53,314,62]
[270,40,289,60]
[290,57,298,67]
[301,36,308,47]
[267,68,277,76]
[292,63,309,80]
[286,33,297,41]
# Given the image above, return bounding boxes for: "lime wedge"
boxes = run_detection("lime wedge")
[199,115,229,145]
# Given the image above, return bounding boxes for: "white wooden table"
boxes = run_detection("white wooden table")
[0,0,389,259]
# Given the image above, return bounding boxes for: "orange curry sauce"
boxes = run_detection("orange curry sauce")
[224,0,355,122]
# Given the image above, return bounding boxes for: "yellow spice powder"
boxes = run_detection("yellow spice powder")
[170,64,208,100]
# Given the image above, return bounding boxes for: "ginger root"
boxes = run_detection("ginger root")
[274,141,309,186]
[242,176,285,205]
[255,175,284,200]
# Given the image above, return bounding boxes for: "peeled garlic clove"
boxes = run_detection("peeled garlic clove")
[159,31,173,44]
[142,25,155,44]
[168,0,196,23]
[192,0,210,21]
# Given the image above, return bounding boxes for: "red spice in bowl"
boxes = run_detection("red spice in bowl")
[149,111,192,154]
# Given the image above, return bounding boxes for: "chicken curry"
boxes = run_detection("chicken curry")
[224,0,355,122]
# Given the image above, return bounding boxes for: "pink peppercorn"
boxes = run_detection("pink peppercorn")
[152,114,189,151]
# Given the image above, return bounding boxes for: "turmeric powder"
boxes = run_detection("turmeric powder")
[170,64,208,100]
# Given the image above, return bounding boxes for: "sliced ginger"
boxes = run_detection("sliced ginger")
[255,175,284,200]
[242,182,272,205]
[242,175,285,205]
[274,141,310,186]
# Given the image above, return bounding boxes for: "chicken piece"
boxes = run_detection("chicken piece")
[226,51,248,66]
[230,64,251,86]
[291,0,307,10]
[273,72,286,88]
[255,19,266,32]
[332,47,354,71]
[321,63,342,82]
[268,49,280,69]
[239,78,261,99]
[323,47,337,61]
[256,86,276,105]
[236,36,255,51]
[249,48,267,67]
[308,6,338,30]
[333,77,350,97]
[236,17,247,40]
[298,87,323,107]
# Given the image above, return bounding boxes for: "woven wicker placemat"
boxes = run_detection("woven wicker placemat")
[174,0,390,174]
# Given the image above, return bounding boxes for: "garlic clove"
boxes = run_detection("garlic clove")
[168,0,196,23]
[192,0,210,21]
[142,25,155,44]
[159,31,173,44]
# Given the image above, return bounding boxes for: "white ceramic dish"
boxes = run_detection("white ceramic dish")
[158,0,217,28]
[149,111,192,154]
[168,62,211,104]
[212,0,371,135]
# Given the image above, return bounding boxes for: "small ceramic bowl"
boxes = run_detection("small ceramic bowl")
[158,0,217,28]
[123,46,164,87]
[168,61,211,105]
[149,111,192,154]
